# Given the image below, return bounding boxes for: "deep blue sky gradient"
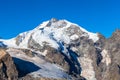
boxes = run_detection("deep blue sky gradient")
[0,0,120,39]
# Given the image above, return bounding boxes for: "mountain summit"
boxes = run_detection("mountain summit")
[0,18,99,49]
[0,19,120,80]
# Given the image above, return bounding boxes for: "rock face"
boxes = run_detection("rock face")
[98,30,120,80]
[0,49,18,80]
[0,19,120,80]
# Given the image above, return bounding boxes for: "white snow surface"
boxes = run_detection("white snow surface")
[0,38,17,47]
[7,48,71,79]
[0,19,99,50]
[70,34,79,40]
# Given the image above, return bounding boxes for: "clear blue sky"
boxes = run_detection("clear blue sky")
[0,0,120,39]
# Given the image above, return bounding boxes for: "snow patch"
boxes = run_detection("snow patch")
[32,30,59,49]
[0,38,17,47]
[71,47,78,52]
[70,34,79,40]
[87,32,99,42]
[35,21,49,29]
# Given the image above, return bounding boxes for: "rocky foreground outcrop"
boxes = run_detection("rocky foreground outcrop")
[0,49,18,80]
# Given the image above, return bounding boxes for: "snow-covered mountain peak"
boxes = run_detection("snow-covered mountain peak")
[35,18,68,30]
[0,19,99,50]
[1,18,120,80]
[0,19,101,79]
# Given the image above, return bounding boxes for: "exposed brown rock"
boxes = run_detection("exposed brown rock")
[45,46,70,73]
[0,49,18,80]
[99,30,120,80]
[66,24,83,36]
[18,49,36,57]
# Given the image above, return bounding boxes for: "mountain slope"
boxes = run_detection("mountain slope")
[0,18,99,79]
[0,18,99,49]
[0,18,103,80]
